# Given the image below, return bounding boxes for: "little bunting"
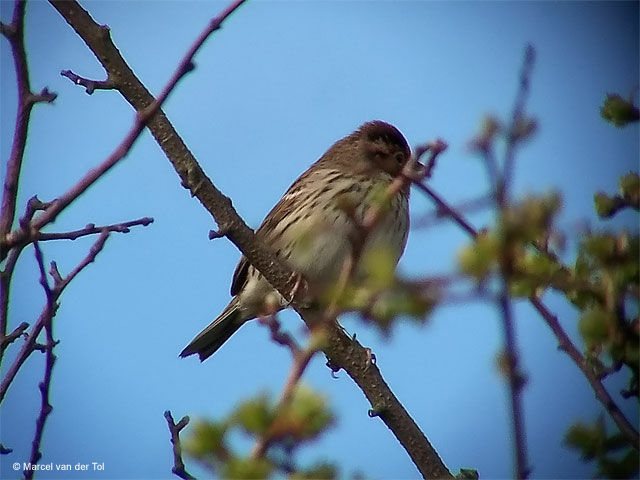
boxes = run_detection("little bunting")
[180,121,412,361]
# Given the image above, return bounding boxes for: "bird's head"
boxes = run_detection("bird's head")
[319,121,411,178]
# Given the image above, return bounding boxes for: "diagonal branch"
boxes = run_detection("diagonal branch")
[529,296,639,448]
[250,337,319,460]
[51,2,452,477]
[0,231,110,404]
[414,181,639,450]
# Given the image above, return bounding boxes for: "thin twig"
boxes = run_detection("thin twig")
[413,182,478,238]
[164,411,196,480]
[60,69,114,94]
[499,44,535,205]
[33,242,52,303]
[54,230,109,292]
[416,179,639,450]
[24,0,248,241]
[492,46,537,479]
[497,280,528,479]
[0,321,29,351]
[32,217,152,243]
[0,231,110,404]
[24,311,56,480]
[529,297,639,447]
[412,193,493,230]
[0,248,22,364]
[0,0,56,359]
[257,314,302,358]
[250,344,318,459]
[0,0,57,262]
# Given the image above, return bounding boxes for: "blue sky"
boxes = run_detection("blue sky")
[1,1,638,479]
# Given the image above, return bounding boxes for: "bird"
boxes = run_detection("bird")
[180,120,412,361]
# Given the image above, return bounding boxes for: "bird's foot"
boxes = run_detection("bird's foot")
[363,347,376,372]
[285,271,311,307]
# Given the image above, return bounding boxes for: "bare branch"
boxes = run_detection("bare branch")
[60,69,115,94]
[18,196,53,230]
[412,193,493,230]
[413,182,479,238]
[33,241,53,305]
[500,43,535,206]
[421,139,448,179]
[257,314,302,358]
[53,230,109,293]
[413,175,639,453]
[0,248,21,359]
[37,217,153,242]
[529,297,639,447]
[0,321,28,351]
[24,312,57,480]
[497,285,529,479]
[0,0,56,261]
[250,342,319,460]
[7,0,248,252]
[0,231,110,403]
[28,87,57,105]
[164,411,196,480]
[51,2,452,477]
[493,46,536,479]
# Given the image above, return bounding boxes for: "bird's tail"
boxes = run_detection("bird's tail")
[180,298,245,361]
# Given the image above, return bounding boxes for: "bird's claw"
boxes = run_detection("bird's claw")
[285,271,309,306]
[364,348,376,372]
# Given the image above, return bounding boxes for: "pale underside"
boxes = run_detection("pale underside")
[232,167,409,319]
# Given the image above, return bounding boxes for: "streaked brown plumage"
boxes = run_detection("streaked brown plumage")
[181,121,411,361]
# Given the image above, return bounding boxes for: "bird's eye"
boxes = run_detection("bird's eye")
[395,152,404,164]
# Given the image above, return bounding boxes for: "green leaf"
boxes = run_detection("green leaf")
[184,419,227,461]
[286,385,334,439]
[367,284,435,333]
[583,234,617,264]
[565,419,605,460]
[500,192,562,243]
[619,172,640,209]
[268,385,334,445]
[361,246,397,289]
[458,232,498,279]
[222,456,273,480]
[601,94,640,127]
[566,418,639,478]
[233,394,274,436]
[594,192,620,218]
[470,115,501,150]
[578,308,610,344]
[456,468,480,479]
[599,448,640,479]
[291,462,337,480]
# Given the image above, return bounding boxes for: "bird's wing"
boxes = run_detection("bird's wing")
[230,255,249,296]
[229,168,325,297]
